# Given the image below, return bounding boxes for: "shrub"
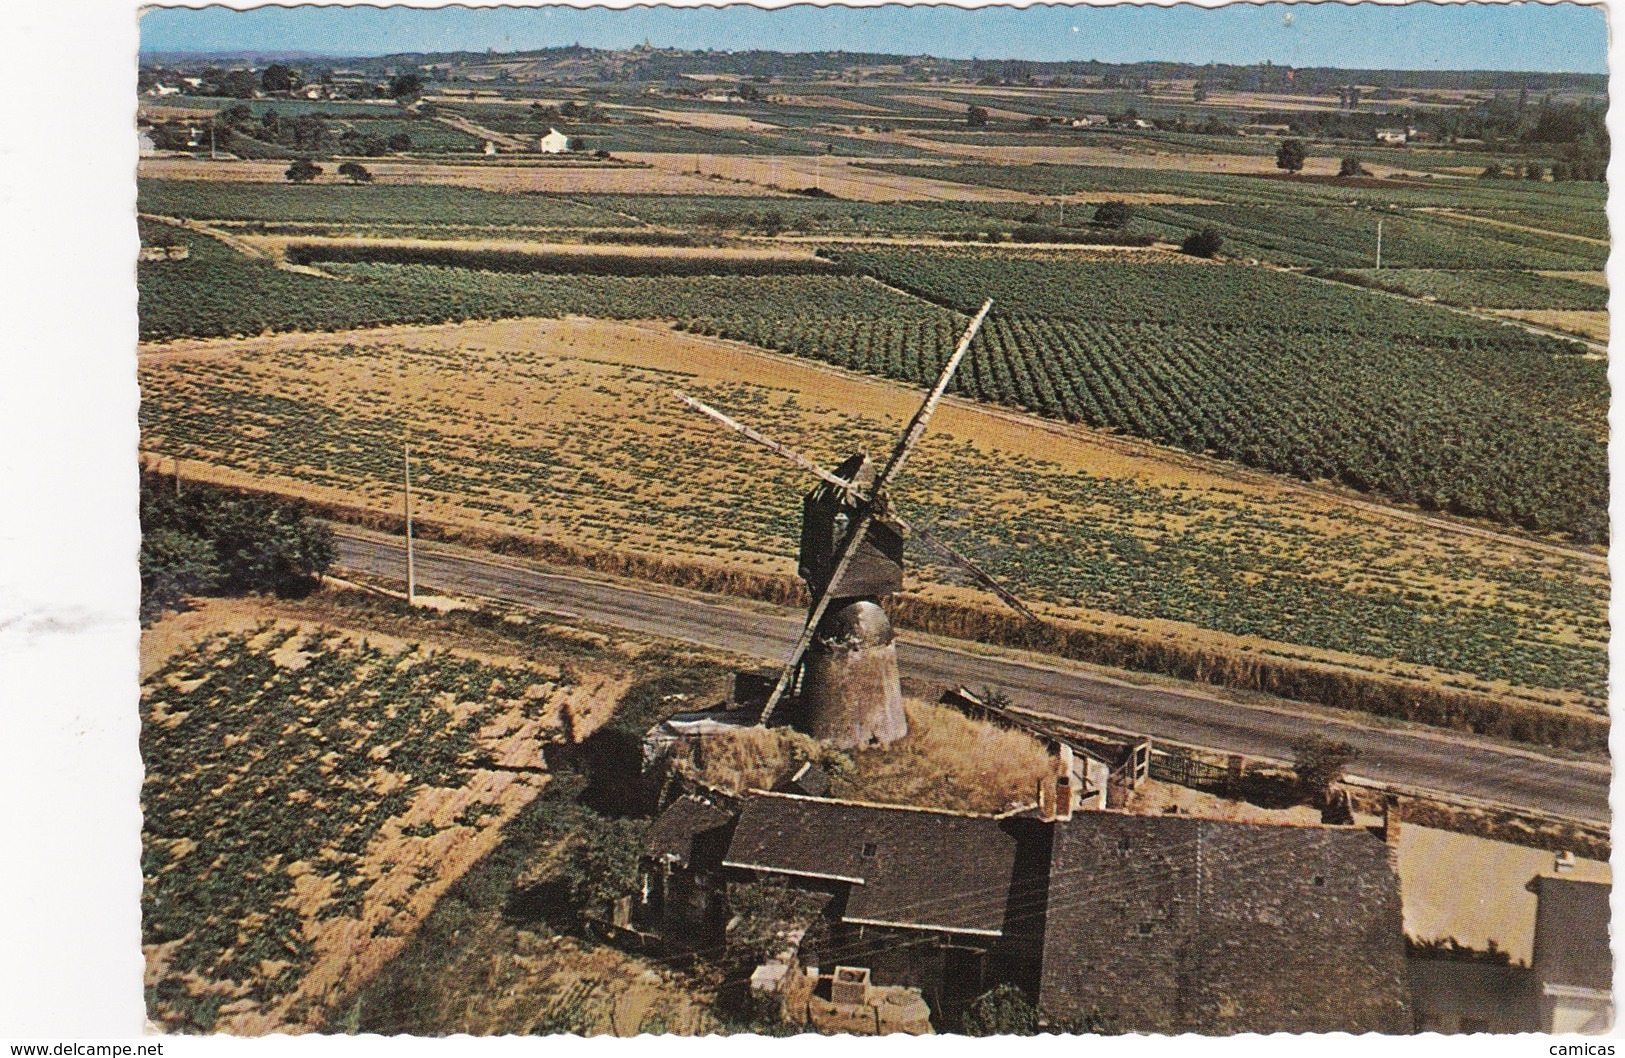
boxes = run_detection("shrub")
[1291,734,1360,806]
[1181,227,1224,258]
[284,159,322,183]
[963,984,1039,1035]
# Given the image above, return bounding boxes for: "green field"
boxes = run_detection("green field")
[1322,268,1607,310]
[139,221,1606,543]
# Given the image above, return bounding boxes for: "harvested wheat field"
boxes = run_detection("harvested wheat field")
[137,316,1606,723]
[1489,308,1609,344]
[138,157,751,195]
[139,595,630,1033]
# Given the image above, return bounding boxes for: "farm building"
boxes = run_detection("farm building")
[1375,127,1416,145]
[539,127,572,153]
[1036,813,1412,1034]
[636,788,1413,1034]
[1071,114,1110,128]
[1529,874,1613,1032]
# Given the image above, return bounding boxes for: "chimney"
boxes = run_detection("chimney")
[1555,850,1577,874]
[1055,774,1074,822]
[1382,796,1403,848]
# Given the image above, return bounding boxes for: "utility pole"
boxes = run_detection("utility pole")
[1058,200,1064,226]
[173,454,182,498]
[1375,219,1383,271]
[403,441,416,607]
[210,122,217,161]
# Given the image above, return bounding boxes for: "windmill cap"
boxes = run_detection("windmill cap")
[821,600,894,647]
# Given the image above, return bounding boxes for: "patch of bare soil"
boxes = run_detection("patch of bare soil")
[1487,309,1609,344]
[138,157,745,195]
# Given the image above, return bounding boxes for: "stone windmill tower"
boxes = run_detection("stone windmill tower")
[676,301,1042,749]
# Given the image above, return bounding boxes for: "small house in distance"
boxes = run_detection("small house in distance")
[539,127,572,154]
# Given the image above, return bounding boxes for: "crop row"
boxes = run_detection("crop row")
[141,625,562,1030]
[140,236,1606,541]
[685,307,1606,543]
[1317,268,1607,311]
[1139,202,1602,270]
[829,247,1599,351]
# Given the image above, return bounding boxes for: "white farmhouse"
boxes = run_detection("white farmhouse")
[538,127,572,154]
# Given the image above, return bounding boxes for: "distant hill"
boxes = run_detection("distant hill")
[143,45,1608,94]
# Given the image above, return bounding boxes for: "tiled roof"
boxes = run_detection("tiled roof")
[1038,813,1411,1034]
[644,795,736,869]
[723,792,1022,936]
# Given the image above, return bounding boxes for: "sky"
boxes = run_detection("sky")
[138,1,1610,73]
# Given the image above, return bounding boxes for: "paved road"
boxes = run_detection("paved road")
[334,529,1610,825]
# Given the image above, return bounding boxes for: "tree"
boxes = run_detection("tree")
[221,70,259,100]
[963,984,1038,1036]
[1291,734,1360,807]
[1338,155,1370,177]
[386,132,413,152]
[1192,82,1208,103]
[337,161,373,184]
[1181,227,1223,258]
[260,63,296,93]
[1092,200,1134,230]
[389,73,424,101]
[1478,161,1508,180]
[284,158,322,183]
[966,105,990,128]
[1275,137,1308,174]
[1524,162,1545,181]
[140,527,217,624]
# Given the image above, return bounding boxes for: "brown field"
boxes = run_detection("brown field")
[140,594,632,1033]
[641,107,786,133]
[1537,270,1608,287]
[138,157,756,195]
[624,152,1041,201]
[137,315,1606,722]
[1489,308,1610,344]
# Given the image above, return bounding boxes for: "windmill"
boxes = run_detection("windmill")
[674,300,1044,750]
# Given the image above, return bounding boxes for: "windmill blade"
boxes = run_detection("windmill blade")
[901,518,1044,627]
[758,509,877,726]
[674,391,858,499]
[874,299,992,496]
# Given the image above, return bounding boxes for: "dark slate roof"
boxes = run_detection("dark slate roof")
[723,792,1022,936]
[778,761,830,798]
[644,795,736,870]
[1038,813,1412,1035]
[1531,876,1612,991]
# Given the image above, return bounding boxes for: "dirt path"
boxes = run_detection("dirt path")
[1420,206,1609,247]
[433,111,531,152]
[1278,262,1610,356]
